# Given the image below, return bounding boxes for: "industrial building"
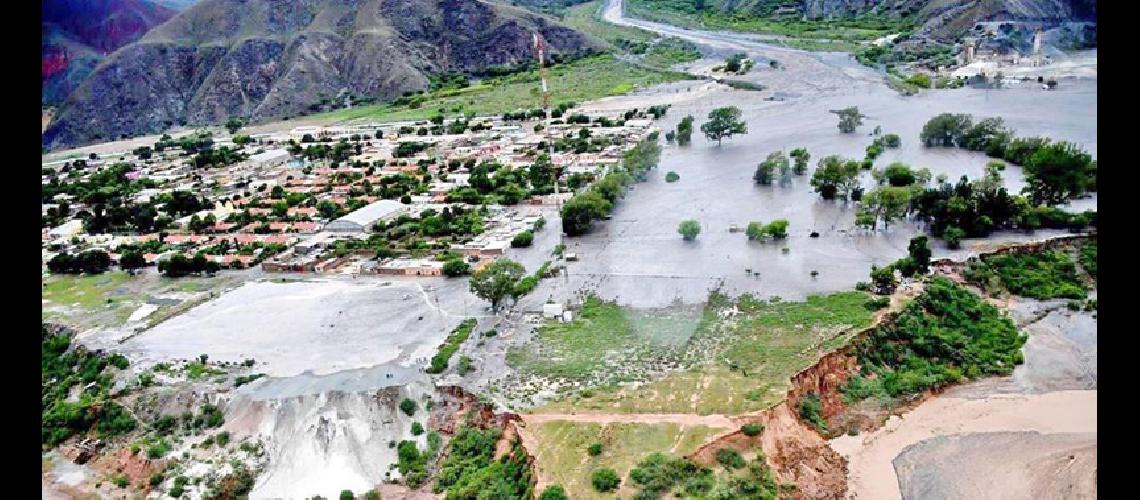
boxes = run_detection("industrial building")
[324,199,407,233]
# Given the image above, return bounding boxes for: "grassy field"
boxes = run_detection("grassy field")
[528,421,722,499]
[526,292,873,415]
[42,271,241,330]
[624,0,911,48]
[311,54,691,125]
[563,1,655,46]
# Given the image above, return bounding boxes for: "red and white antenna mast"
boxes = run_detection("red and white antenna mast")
[533,32,559,195]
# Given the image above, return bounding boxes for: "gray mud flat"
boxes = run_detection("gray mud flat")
[894,432,1096,500]
[947,298,1097,397]
[117,279,475,377]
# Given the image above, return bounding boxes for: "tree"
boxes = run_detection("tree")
[831,107,864,133]
[539,485,568,500]
[943,226,966,249]
[399,398,417,416]
[529,154,555,191]
[561,191,611,236]
[340,490,355,500]
[678,219,701,241]
[225,117,244,135]
[920,113,973,147]
[764,219,789,239]
[790,147,811,175]
[701,107,747,145]
[908,236,931,274]
[677,116,695,146]
[470,259,527,312]
[364,490,380,500]
[856,186,911,230]
[870,265,897,294]
[883,162,916,186]
[1021,141,1096,205]
[511,231,534,248]
[745,221,765,240]
[665,171,680,183]
[443,259,470,277]
[754,151,789,185]
[810,155,860,200]
[591,468,620,492]
[120,250,146,271]
[587,443,603,456]
[411,422,424,436]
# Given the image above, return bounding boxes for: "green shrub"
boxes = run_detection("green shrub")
[587,442,603,456]
[798,393,827,434]
[539,485,569,500]
[511,231,534,248]
[943,226,965,249]
[399,398,417,417]
[741,423,764,437]
[411,422,424,436]
[864,297,890,311]
[715,448,746,469]
[365,490,381,500]
[665,171,680,182]
[426,319,478,374]
[591,468,621,492]
[966,251,1086,300]
[340,490,355,500]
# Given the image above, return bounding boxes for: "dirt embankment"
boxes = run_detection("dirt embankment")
[435,386,535,484]
[677,235,1096,498]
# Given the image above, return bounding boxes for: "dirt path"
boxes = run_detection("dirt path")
[829,390,1097,500]
[522,411,737,428]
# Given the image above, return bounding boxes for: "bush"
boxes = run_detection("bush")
[364,490,381,500]
[665,171,680,183]
[511,231,534,248]
[591,468,621,492]
[864,297,890,311]
[678,219,701,241]
[741,423,764,437]
[443,259,470,277]
[539,485,568,500]
[340,490,355,500]
[798,393,827,434]
[943,226,965,249]
[906,73,932,88]
[881,134,901,148]
[587,442,603,456]
[411,422,424,436]
[399,398,417,417]
[715,448,746,469]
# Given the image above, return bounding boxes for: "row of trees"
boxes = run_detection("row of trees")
[919,113,1096,205]
[561,135,662,236]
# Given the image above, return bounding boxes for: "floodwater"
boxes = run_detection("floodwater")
[537,0,1099,308]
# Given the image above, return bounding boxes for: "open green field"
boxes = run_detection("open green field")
[528,421,722,499]
[312,54,691,125]
[42,271,241,331]
[624,0,912,48]
[522,291,874,415]
[563,1,655,45]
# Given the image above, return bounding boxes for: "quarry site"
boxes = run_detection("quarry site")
[42,0,1096,499]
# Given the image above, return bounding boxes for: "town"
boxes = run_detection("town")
[42,107,663,280]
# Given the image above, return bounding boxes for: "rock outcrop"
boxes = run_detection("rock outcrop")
[44,0,603,150]
[42,0,177,106]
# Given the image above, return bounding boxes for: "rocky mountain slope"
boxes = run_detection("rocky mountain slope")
[42,0,177,106]
[44,0,602,150]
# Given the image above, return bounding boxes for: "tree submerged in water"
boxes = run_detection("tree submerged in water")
[831,106,865,133]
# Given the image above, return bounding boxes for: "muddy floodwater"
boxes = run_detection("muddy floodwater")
[528,0,1100,308]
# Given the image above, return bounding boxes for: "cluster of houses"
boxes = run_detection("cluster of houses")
[42,111,659,278]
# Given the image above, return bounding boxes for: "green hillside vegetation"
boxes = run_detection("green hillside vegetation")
[843,277,1027,402]
[315,55,689,124]
[963,250,1089,300]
